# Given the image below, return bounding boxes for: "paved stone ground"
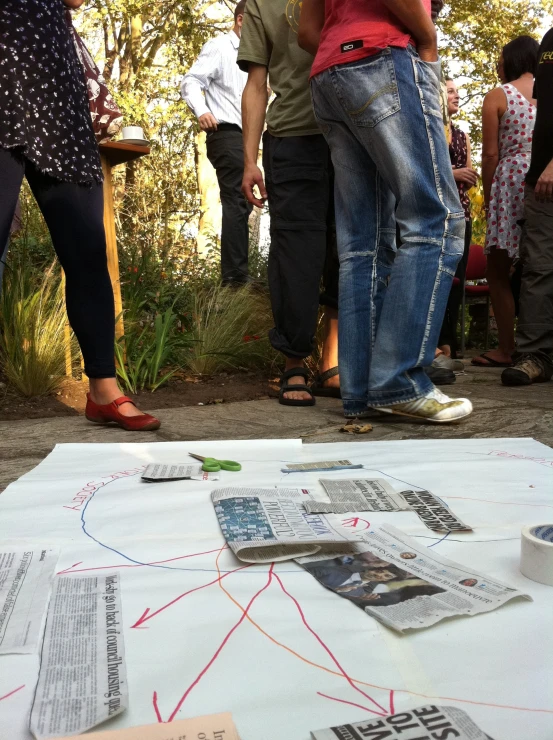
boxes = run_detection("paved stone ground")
[1,362,552,490]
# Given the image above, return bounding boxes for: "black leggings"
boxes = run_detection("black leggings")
[0,148,116,378]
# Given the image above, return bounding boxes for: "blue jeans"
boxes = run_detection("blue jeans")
[311,47,465,414]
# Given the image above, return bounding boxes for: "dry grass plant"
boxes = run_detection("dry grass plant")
[186,285,276,376]
[0,264,70,397]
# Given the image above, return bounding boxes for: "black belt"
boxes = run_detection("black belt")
[216,123,242,132]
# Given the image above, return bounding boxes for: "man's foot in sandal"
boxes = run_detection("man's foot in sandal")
[279,366,316,407]
[471,351,513,367]
[311,366,341,398]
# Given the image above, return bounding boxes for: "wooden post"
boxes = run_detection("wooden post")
[100,155,125,341]
[98,141,151,342]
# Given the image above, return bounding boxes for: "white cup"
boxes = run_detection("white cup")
[121,125,145,141]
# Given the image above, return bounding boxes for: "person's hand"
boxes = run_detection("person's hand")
[242,163,267,207]
[535,161,553,202]
[198,113,218,132]
[453,167,480,187]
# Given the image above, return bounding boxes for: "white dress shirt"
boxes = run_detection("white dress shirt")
[180,31,247,128]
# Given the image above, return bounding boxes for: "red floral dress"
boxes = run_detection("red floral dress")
[485,83,536,258]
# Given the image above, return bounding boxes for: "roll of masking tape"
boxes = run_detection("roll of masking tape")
[520,524,553,587]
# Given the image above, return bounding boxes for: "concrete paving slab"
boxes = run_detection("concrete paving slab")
[1,364,551,490]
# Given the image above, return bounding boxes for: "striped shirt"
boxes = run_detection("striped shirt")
[180,31,247,128]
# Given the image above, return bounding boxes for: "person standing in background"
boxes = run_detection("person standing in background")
[0,0,160,431]
[473,36,539,368]
[181,1,253,286]
[238,0,340,406]
[434,79,479,370]
[502,28,553,386]
[299,0,472,423]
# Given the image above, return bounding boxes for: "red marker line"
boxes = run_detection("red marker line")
[317,692,387,717]
[389,689,395,715]
[0,685,25,702]
[164,564,275,723]
[273,572,388,715]
[132,563,252,628]
[152,691,162,724]
[56,548,224,576]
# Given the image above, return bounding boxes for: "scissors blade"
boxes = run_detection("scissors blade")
[188,453,206,462]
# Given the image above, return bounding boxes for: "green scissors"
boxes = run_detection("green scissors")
[188,453,242,473]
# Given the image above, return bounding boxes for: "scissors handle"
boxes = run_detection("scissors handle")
[201,458,241,472]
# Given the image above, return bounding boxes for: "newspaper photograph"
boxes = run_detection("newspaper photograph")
[142,463,219,482]
[400,489,472,532]
[298,524,530,632]
[304,479,410,514]
[30,572,128,739]
[212,487,354,563]
[0,548,58,654]
[311,704,494,740]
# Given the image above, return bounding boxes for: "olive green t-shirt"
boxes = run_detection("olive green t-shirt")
[237,0,320,137]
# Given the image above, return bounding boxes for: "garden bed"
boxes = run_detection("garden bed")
[0,371,277,421]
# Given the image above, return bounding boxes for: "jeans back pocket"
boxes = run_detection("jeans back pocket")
[330,50,400,128]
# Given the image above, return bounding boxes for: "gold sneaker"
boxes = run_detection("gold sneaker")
[376,387,473,424]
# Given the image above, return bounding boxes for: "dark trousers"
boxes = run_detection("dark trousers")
[263,131,338,358]
[206,127,253,284]
[438,219,472,356]
[516,186,553,368]
[0,148,115,378]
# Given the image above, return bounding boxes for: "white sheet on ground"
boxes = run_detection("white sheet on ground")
[0,437,551,740]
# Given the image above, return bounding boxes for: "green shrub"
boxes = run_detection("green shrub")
[0,263,71,397]
[184,284,276,376]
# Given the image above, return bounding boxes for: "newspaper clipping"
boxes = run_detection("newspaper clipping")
[399,489,472,532]
[304,479,410,514]
[297,524,530,632]
[212,487,354,563]
[30,573,128,739]
[142,463,219,482]
[0,548,58,654]
[311,704,494,740]
[282,460,363,473]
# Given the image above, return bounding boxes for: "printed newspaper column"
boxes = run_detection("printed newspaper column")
[311,704,494,740]
[30,573,128,739]
[0,548,58,654]
[304,479,410,514]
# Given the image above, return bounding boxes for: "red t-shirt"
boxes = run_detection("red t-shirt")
[311,0,432,79]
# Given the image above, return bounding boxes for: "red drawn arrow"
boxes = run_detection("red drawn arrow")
[154,564,274,722]
[131,563,252,628]
[341,517,371,530]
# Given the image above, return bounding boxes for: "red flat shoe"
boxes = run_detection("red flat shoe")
[85,394,161,431]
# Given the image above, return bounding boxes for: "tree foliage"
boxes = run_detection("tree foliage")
[437,0,553,147]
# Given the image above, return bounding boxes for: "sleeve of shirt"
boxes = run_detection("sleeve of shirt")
[236,0,271,72]
[180,38,221,119]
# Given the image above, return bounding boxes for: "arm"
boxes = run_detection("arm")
[63,0,85,7]
[535,158,553,202]
[481,89,503,210]
[381,0,437,61]
[241,63,269,207]
[452,132,479,187]
[180,41,220,131]
[298,0,325,56]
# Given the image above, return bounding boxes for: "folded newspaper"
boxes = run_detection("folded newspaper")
[311,704,494,740]
[303,479,411,514]
[297,523,531,632]
[142,463,219,482]
[212,487,354,563]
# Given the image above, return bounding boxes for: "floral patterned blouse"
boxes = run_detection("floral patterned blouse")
[0,0,102,185]
[449,123,471,221]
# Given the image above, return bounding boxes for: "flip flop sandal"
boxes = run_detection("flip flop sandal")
[279,367,316,407]
[311,366,341,399]
[471,352,513,368]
